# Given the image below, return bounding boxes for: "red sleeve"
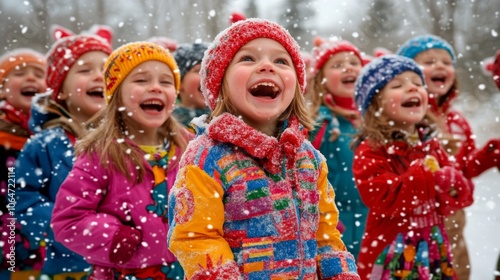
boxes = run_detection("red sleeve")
[352,141,437,217]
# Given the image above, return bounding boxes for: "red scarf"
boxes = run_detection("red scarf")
[0,101,30,132]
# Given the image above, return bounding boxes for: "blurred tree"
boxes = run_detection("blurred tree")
[280,0,315,48]
[246,0,258,18]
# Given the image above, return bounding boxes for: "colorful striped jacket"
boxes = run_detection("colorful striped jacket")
[168,113,360,280]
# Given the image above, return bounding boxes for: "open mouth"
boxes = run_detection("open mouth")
[402,97,421,108]
[249,82,280,99]
[20,86,39,97]
[87,87,104,98]
[140,99,165,112]
[341,76,356,85]
[430,75,446,85]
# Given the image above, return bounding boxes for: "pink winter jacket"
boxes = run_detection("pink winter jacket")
[51,146,183,268]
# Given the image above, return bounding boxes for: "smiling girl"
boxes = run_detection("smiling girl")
[352,55,473,279]
[167,19,360,280]
[51,41,192,279]
[14,25,112,279]
[0,48,46,279]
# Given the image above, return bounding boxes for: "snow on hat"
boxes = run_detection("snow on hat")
[311,37,364,75]
[355,55,425,115]
[46,25,113,102]
[0,48,45,86]
[173,42,209,79]
[482,50,500,90]
[103,41,180,104]
[397,35,456,63]
[200,18,306,111]
[148,36,178,52]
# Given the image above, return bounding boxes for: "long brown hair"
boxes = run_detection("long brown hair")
[76,84,190,183]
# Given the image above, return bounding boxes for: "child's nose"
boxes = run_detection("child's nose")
[258,59,275,73]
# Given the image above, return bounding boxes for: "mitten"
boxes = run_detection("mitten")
[109,225,142,264]
[464,138,500,178]
[434,166,474,216]
[336,220,346,234]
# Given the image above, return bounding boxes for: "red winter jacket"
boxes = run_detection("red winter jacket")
[352,137,472,279]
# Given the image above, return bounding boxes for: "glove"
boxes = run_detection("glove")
[336,220,346,234]
[464,138,500,177]
[434,166,474,216]
[109,225,142,264]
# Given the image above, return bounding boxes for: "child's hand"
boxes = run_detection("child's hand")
[434,166,474,215]
[109,225,142,264]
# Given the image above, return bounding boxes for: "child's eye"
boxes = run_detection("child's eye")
[134,79,147,83]
[160,80,173,85]
[275,58,289,65]
[240,55,254,62]
[78,68,91,73]
[332,63,343,69]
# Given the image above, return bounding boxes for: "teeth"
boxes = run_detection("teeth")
[88,87,103,92]
[143,100,163,106]
[408,97,419,102]
[22,87,38,92]
[251,82,279,92]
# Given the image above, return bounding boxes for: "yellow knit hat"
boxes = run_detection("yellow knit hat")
[103,41,180,103]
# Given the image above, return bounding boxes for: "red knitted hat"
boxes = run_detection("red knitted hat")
[46,25,113,101]
[311,37,364,75]
[200,18,306,111]
[483,50,500,90]
[229,12,247,25]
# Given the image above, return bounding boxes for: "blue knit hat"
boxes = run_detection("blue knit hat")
[355,55,425,115]
[173,42,209,79]
[396,35,456,64]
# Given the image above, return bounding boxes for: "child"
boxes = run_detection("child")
[397,35,500,280]
[167,18,360,280]
[14,25,113,279]
[352,55,474,279]
[51,41,191,279]
[172,41,210,129]
[0,48,46,279]
[307,37,369,259]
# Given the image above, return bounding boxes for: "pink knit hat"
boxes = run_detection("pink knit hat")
[311,37,364,75]
[46,25,113,102]
[200,18,306,111]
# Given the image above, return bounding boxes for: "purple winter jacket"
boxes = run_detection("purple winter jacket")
[51,146,183,268]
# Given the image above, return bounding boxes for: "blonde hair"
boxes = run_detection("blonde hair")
[207,79,315,132]
[76,84,190,183]
[353,92,458,155]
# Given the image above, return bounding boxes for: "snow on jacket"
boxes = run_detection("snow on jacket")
[168,113,359,280]
[352,136,468,279]
[0,101,44,273]
[309,105,368,258]
[14,93,88,275]
[51,141,184,268]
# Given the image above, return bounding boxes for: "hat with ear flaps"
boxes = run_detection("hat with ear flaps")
[103,41,180,104]
[200,18,306,111]
[354,55,425,116]
[45,24,113,103]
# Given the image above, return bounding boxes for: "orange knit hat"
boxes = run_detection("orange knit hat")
[0,48,46,85]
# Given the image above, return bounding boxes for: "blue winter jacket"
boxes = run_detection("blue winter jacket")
[14,93,89,276]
